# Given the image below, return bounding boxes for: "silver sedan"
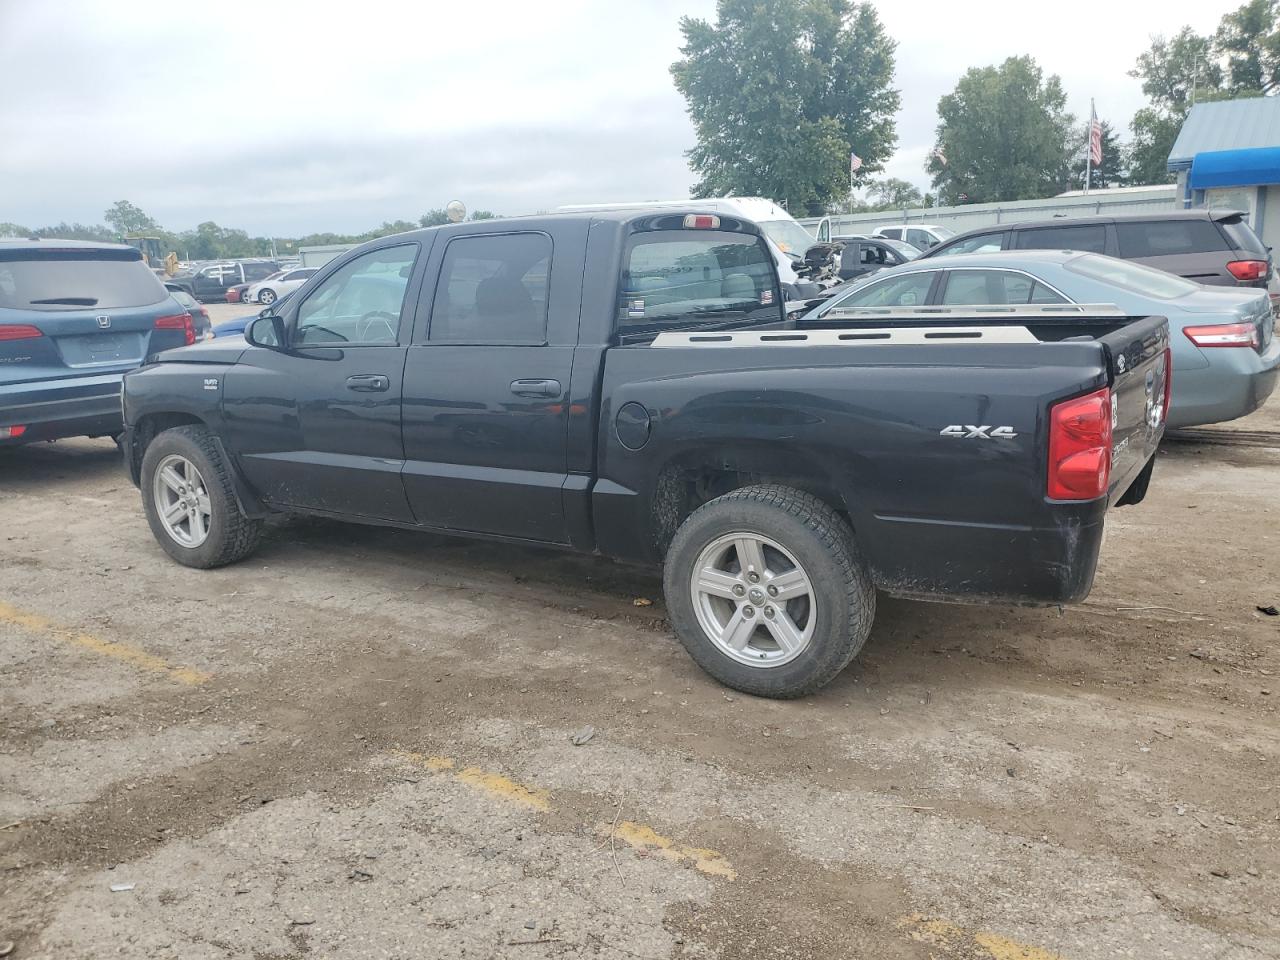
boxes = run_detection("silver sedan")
[804,250,1279,428]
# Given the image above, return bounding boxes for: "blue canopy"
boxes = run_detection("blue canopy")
[1189,146,1280,189]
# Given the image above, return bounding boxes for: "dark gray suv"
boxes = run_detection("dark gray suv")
[920,210,1272,291]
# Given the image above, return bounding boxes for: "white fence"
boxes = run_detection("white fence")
[797,186,1179,236]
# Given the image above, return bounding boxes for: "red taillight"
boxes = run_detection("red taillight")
[1184,322,1259,349]
[683,214,721,229]
[154,312,196,346]
[1226,259,1269,281]
[1047,387,1112,501]
[0,324,42,341]
[0,425,27,439]
[1160,347,1172,423]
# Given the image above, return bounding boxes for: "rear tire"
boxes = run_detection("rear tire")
[663,484,874,698]
[140,425,262,568]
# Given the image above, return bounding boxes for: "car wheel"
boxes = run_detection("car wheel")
[258,288,276,305]
[140,425,262,569]
[663,484,874,698]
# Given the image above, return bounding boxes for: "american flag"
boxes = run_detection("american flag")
[850,152,862,174]
[1088,103,1103,167]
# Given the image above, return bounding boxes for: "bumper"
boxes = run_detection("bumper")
[1168,340,1280,428]
[0,374,124,445]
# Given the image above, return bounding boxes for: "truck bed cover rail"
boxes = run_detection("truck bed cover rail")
[650,327,1043,347]
[820,303,1127,320]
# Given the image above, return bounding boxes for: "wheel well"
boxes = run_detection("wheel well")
[129,412,206,475]
[651,460,851,555]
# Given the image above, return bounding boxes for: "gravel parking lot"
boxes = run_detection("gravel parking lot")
[1,401,1278,959]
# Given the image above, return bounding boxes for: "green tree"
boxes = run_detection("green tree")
[469,210,497,220]
[928,56,1074,204]
[864,177,921,209]
[671,0,899,216]
[1216,0,1280,94]
[103,200,160,238]
[1070,119,1127,190]
[0,222,31,238]
[419,209,450,227]
[1127,108,1182,185]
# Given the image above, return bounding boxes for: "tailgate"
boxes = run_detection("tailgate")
[1097,315,1169,501]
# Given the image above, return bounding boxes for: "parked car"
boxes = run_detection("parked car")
[833,235,920,282]
[872,223,955,250]
[167,259,280,303]
[804,250,1277,428]
[919,210,1273,292]
[212,294,295,338]
[225,283,250,304]
[1,239,196,446]
[245,267,318,305]
[164,283,212,339]
[121,211,1168,698]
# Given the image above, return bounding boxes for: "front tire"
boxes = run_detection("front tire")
[258,288,276,305]
[663,485,874,698]
[140,425,262,568]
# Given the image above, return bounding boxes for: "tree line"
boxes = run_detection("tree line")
[0,202,498,261]
[673,0,1280,213]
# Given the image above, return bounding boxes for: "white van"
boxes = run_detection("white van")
[557,197,831,289]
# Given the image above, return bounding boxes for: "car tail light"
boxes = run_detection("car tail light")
[1226,259,1269,281]
[1047,387,1112,501]
[0,425,27,439]
[154,312,196,346]
[1183,322,1259,349]
[0,324,42,341]
[683,214,721,229]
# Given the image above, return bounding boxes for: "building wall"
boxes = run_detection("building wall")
[797,186,1179,236]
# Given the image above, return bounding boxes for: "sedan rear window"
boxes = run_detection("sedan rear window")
[0,250,166,312]
[1064,253,1199,299]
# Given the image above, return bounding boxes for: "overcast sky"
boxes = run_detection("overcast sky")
[0,0,1236,235]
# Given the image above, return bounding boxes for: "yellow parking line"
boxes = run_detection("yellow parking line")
[0,600,211,686]
[899,914,1065,960]
[388,749,734,879]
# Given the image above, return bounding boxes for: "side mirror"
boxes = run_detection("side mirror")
[245,314,285,349]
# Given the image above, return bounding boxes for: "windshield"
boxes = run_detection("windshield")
[884,239,921,260]
[932,227,956,241]
[1065,253,1199,299]
[757,219,817,255]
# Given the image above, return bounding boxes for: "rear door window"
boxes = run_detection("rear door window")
[429,232,551,343]
[0,250,166,312]
[1115,219,1229,258]
[618,231,780,338]
[940,269,1066,305]
[1016,224,1108,254]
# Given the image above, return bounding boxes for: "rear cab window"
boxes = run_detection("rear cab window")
[617,226,781,341]
[1116,219,1229,258]
[0,248,166,312]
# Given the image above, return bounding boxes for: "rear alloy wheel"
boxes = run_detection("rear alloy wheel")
[258,288,276,305]
[664,484,874,698]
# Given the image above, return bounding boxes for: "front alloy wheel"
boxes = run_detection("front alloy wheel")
[152,453,212,547]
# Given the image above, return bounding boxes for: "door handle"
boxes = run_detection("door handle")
[510,378,561,398]
[346,374,390,392]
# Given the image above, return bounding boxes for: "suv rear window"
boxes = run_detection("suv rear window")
[0,249,166,312]
[1216,216,1269,257]
[1116,219,1228,258]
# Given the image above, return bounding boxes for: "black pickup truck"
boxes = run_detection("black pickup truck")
[121,211,1170,698]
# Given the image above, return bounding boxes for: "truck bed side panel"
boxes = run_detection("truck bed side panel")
[594,337,1158,605]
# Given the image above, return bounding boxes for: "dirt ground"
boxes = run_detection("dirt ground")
[1,397,1278,960]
